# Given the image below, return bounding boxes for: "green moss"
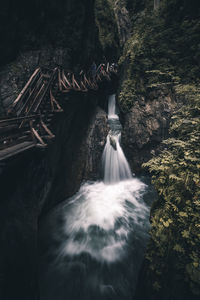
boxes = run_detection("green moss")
[143,84,200,296]
[114,1,200,296]
[118,1,200,112]
[95,0,119,59]
[118,79,137,112]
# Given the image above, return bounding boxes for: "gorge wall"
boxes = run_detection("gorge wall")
[110,0,200,299]
[96,0,200,298]
[0,1,109,299]
[0,0,200,300]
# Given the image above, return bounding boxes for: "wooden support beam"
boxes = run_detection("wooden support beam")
[83,75,90,88]
[60,79,70,91]
[62,70,72,88]
[0,114,40,125]
[40,120,55,138]
[50,90,63,112]
[12,68,41,107]
[72,74,81,91]
[19,83,45,128]
[17,74,44,116]
[58,69,62,91]
[80,81,88,92]
[106,63,110,73]
[31,126,47,147]
[33,67,58,113]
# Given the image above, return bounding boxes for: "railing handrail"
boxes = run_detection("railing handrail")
[0,63,118,160]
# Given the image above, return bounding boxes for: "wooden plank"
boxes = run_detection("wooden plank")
[0,130,31,143]
[30,83,45,113]
[0,114,40,126]
[0,141,36,161]
[18,84,45,128]
[106,62,109,73]
[58,69,62,91]
[12,68,41,107]
[17,74,44,116]
[33,68,58,113]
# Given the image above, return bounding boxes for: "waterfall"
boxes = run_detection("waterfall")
[108,94,118,119]
[102,94,132,184]
[39,94,155,300]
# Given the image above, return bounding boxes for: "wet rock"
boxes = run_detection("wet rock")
[113,0,131,45]
[83,106,109,180]
[109,135,117,150]
[121,86,175,173]
[0,1,100,298]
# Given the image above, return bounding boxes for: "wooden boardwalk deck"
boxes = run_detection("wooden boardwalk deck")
[0,141,36,162]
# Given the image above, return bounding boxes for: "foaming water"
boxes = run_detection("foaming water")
[102,95,132,184]
[108,94,119,120]
[39,177,154,300]
[102,134,132,184]
[59,178,148,262]
[39,94,155,300]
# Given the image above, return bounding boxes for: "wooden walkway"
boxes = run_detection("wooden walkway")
[0,63,117,161]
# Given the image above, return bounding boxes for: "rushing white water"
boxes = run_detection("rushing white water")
[108,94,119,119]
[102,95,132,184]
[57,179,148,262]
[39,94,154,300]
[49,95,149,263]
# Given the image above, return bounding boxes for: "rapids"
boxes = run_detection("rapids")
[39,95,155,300]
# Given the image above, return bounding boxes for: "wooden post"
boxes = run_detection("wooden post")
[72,74,81,91]
[58,69,62,91]
[31,126,47,146]
[62,70,72,88]
[40,120,55,138]
[50,90,63,112]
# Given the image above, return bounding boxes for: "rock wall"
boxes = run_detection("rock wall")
[0,0,99,67]
[0,1,109,299]
[121,84,175,173]
[0,48,69,115]
[0,0,101,115]
[115,1,200,299]
[83,106,109,180]
[112,0,131,46]
[0,90,110,299]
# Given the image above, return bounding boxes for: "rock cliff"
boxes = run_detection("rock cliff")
[0,1,108,299]
[121,84,175,172]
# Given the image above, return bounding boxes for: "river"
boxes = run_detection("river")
[39,95,156,300]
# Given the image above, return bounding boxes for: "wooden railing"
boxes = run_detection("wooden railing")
[0,63,117,161]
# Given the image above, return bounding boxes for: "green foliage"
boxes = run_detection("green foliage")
[143,84,200,296]
[95,0,119,58]
[118,79,138,113]
[115,0,200,297]
[118,3,200,112]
